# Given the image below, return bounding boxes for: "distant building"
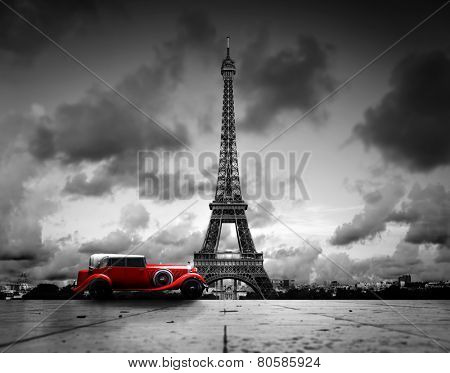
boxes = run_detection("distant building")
[271,279,295,292]
[399,274,412,287]
[271,279,283,287]
[425,281,446,289]
[0,273,32,299]
[281,279,295,289]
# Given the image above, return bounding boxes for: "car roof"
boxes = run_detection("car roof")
[89,254,145,260]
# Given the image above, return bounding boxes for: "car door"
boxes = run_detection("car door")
[122,257,149,289]
[106,257,127,289]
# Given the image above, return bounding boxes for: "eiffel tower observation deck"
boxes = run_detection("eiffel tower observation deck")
[194,37,275,299]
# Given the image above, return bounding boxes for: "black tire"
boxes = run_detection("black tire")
[181,279,204,299]
[89,279,112,300]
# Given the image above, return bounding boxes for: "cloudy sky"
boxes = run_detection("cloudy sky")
[0,0,449,284]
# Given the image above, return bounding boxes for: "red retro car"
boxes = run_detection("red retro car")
[73,254,207,299]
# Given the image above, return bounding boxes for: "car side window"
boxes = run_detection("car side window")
[126,258,145,267]
[108,257,126,267]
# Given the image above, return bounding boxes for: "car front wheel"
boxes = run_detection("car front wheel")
[181,278,204,299]
[89,279,112,300]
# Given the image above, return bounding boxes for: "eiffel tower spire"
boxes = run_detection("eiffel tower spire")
[215,36,241,202]
[194,38,275,299]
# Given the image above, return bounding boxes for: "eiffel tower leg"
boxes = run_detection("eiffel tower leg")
[201,217,221,253]
[253,268,277,299]
[236,215,256,254]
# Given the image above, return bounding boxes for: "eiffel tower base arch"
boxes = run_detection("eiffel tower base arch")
[194,256,276,299]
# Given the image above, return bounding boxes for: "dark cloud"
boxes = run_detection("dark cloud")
[173,10,217,50]
[79,230,134,255]
[332,181,450,253]
[26,10,223,197]
[0,111,61,277]
[330,180,405,246]
[52,95,188,164]
[389,183,450,248]
[196,96,216,133]
[0,112,37,157]
[143,213,203,263]
[268,241,444,283]
[1,194,59,263]
[120,204,150,232]
[264,244,321,283]
[62,155,139,197]
[63,171,113,197]
[257,234,449,283]
[0,0,100,65]
[238,33,335,132]
[23,12,336,198]
[0,186,60,279]
[28,124,55,160]
[315,242,426,283]
[314,252,355,284]
[77,211,200,264]
[436,248,450,263]
[157,9,220,81]
[363,190,382,204]
[353,50,450,171]
[25,83,190,202]
[29,239,89,282]
[147,230,203,263]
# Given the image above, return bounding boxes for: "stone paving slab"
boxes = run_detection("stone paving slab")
[0,300,449,352]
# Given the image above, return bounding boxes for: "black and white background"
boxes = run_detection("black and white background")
[1,0,449,286]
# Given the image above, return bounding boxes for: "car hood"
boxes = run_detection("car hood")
[146,264,190,270]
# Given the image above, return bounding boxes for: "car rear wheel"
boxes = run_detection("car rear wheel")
[181,279,204,299]
[89,279,112,300]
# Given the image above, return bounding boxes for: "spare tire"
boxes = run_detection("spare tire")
[153,269,173,287]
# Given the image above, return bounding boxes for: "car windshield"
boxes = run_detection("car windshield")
[98,256,109,268]
[89,256,103,270]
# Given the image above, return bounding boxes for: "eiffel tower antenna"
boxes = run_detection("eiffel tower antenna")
[194,37,275,299]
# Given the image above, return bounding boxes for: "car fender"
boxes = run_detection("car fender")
[147,273,207,292]
[72,273,112,294]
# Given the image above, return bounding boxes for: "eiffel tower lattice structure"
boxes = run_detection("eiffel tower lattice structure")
[194,37,275,299]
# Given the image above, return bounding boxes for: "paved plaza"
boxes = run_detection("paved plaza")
[0,300,449,352]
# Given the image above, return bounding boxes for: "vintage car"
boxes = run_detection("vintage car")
[72,254,207,299]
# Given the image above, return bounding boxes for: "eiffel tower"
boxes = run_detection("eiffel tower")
[194,37,275,299]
